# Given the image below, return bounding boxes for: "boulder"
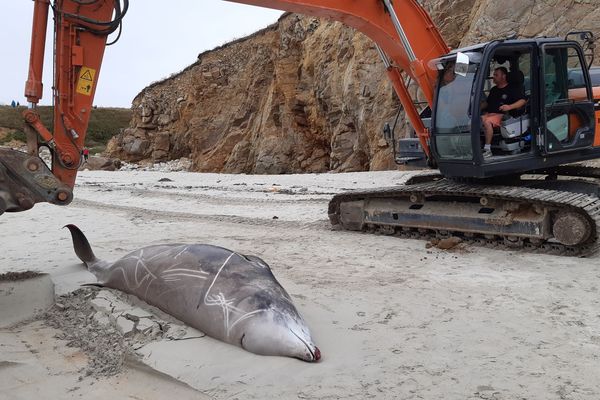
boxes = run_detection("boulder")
[80,155,122,171]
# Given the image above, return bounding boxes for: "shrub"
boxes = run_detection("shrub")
[0,105,131,147]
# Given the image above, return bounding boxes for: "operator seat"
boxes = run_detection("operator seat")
[506,69,526,117]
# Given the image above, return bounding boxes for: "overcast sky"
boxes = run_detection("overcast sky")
[0,1,283,107]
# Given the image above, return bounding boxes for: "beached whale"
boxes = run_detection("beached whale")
[65,225,321,362]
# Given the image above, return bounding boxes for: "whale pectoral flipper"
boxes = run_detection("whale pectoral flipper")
[81,283,105,288]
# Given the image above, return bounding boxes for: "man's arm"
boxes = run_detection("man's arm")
[499,85,527,112]
[480,89,492,111]
[499,99,526,112]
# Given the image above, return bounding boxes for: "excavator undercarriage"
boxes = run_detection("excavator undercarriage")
[329,165,600,256]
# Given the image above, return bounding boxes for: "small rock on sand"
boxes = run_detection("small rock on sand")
[426,236,462,250]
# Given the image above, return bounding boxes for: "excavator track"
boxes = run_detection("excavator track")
[328,168,600,257]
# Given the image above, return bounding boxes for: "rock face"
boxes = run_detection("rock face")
[107,16,399,173]
[106,1,600,173]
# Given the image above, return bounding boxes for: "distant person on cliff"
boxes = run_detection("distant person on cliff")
[82,148,90,162]
[10,100,16,108]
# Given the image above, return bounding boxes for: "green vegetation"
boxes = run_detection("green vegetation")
[0,130,26,145]
[0,105,132,151]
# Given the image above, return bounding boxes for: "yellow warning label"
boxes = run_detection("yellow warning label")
[76,67,96,96]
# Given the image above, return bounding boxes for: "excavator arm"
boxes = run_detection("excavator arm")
[24,0,124,187]
[0,0,125,214]
[0,0,448,215]
[228,0,449,146]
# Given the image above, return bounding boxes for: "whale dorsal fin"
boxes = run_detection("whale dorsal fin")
[64,224,98,265]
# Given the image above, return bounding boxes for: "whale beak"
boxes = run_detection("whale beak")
[305,344,321,362]
[290,329,321,362]
[313,346,322,362]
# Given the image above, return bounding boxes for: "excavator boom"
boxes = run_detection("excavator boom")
[228,0,450,158]
[1,0,123,214]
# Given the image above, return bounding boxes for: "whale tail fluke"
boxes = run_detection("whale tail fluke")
[64,224,97,265]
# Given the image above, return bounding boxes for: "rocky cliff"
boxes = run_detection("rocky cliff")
[106,1,600,173]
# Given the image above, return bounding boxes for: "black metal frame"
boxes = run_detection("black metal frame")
[430,38,600,179]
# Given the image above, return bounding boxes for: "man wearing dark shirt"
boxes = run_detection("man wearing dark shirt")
[481,67,527,158]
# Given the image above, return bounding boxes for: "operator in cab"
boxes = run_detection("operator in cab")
[481,67,527,158]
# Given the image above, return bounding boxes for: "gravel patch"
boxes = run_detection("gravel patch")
[0,271,43,281]
[43,288,128,377]
[41,287,199,379]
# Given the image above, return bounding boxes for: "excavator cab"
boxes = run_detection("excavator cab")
[429,38,600,179]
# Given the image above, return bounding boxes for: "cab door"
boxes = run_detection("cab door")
[540,43,595,155]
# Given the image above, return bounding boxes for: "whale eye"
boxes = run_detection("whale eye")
[240,254,268,268]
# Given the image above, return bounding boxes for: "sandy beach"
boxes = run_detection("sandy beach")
[2,169,600,399]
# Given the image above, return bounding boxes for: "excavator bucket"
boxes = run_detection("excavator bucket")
[0,148,72,215]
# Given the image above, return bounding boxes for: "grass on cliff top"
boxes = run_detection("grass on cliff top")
[0,105,132,151]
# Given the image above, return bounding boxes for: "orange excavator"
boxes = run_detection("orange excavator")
[3,0,600,255]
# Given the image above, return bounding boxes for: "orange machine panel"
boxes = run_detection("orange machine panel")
[594,109,600,147]
[568,86,600,146]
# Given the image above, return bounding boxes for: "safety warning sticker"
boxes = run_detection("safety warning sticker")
[76,67,96,96]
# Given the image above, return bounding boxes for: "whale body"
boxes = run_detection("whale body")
[65,224,321,362]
